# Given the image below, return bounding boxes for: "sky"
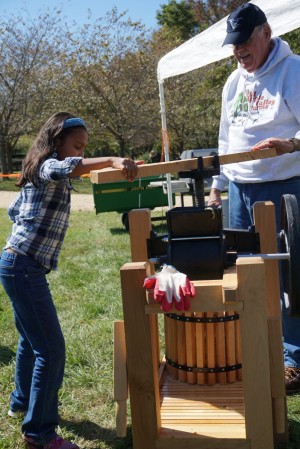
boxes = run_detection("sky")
[2,0,164,30]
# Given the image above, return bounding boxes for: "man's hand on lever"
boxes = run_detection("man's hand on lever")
[207,188,222,207]
[251,137,300,155]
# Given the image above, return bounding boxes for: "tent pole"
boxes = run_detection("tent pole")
[158,80,174,209]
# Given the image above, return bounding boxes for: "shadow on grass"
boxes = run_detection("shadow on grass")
[60,417,300,449]
[110,228,127,235]
[275,418,300,449]
[60,418,133,448]
[287,418,300,448]
[110,224,167,236]
[0,346,15,365]
[113,427,133,449]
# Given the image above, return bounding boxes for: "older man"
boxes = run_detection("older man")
[208,3,300,394]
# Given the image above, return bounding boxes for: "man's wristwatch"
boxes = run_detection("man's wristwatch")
[289,137,300,152]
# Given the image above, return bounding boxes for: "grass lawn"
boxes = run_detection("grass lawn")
[0,199,300,448]
[0,208,135,449]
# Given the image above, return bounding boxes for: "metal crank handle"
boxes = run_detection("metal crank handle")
[151,253,289,265]
[239,253,290,260]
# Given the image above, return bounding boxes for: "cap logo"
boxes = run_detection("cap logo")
[229,17,242,31]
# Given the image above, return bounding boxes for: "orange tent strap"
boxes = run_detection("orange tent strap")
[161,128,170,162]
[0,174,20,178]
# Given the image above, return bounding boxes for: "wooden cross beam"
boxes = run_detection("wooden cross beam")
[90,148,278,184]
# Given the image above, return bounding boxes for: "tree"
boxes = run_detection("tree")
[2,1,299,169]
[283,28,300,55]
[156,1,245,39]
[188,0,245,27]
[153,0,243,156]
[156,0,199,41]
[63,9,161,157]
[161,58,234,156]
[0,9,65,173]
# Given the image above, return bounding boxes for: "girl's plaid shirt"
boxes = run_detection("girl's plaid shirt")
[5,157,82,271]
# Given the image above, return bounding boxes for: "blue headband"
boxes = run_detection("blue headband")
[63,118,86,129]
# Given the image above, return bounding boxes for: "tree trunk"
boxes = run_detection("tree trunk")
[0,136,8,174]
[119,138,126,158]
[7,142,13,173]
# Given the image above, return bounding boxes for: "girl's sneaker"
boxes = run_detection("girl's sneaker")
[8,409,27,418]
[24,435,79,449]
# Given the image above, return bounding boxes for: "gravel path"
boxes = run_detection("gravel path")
[0,191,190,212]
[0,191,95,211]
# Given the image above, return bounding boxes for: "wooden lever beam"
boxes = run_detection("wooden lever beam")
[90,148,278,184]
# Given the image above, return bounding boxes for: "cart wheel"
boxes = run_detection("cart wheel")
[121,213,129,231]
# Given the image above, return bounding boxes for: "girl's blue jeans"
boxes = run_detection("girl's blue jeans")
[0,250,65,443]
[228,176,300,368]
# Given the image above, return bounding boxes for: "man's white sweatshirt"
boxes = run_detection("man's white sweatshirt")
[212,38,300,192]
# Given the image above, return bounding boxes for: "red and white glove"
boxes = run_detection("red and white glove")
[143,264,196,312]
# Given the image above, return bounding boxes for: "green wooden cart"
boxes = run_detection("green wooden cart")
[92,175,176,229]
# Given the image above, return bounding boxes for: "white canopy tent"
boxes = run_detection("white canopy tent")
[157,0,300,207]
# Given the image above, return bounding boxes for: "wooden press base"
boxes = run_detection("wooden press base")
[122,205,287,449]
[159,372,245,439]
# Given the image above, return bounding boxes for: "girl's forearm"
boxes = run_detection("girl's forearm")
[70,157,120,177]
[70,156,143,181]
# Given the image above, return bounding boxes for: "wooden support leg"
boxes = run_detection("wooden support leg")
[120,262,161,449]
[114,320,128,437]
[128,208,152,263]
[237,257,274,449]
[253,201,287,441]
[128,208,161,371]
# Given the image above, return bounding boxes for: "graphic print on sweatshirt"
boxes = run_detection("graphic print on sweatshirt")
[231,86,276,126]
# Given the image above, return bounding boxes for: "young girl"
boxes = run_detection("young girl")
[0,112,143,449]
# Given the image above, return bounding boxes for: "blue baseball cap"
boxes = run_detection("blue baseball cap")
[223,3,267,46]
